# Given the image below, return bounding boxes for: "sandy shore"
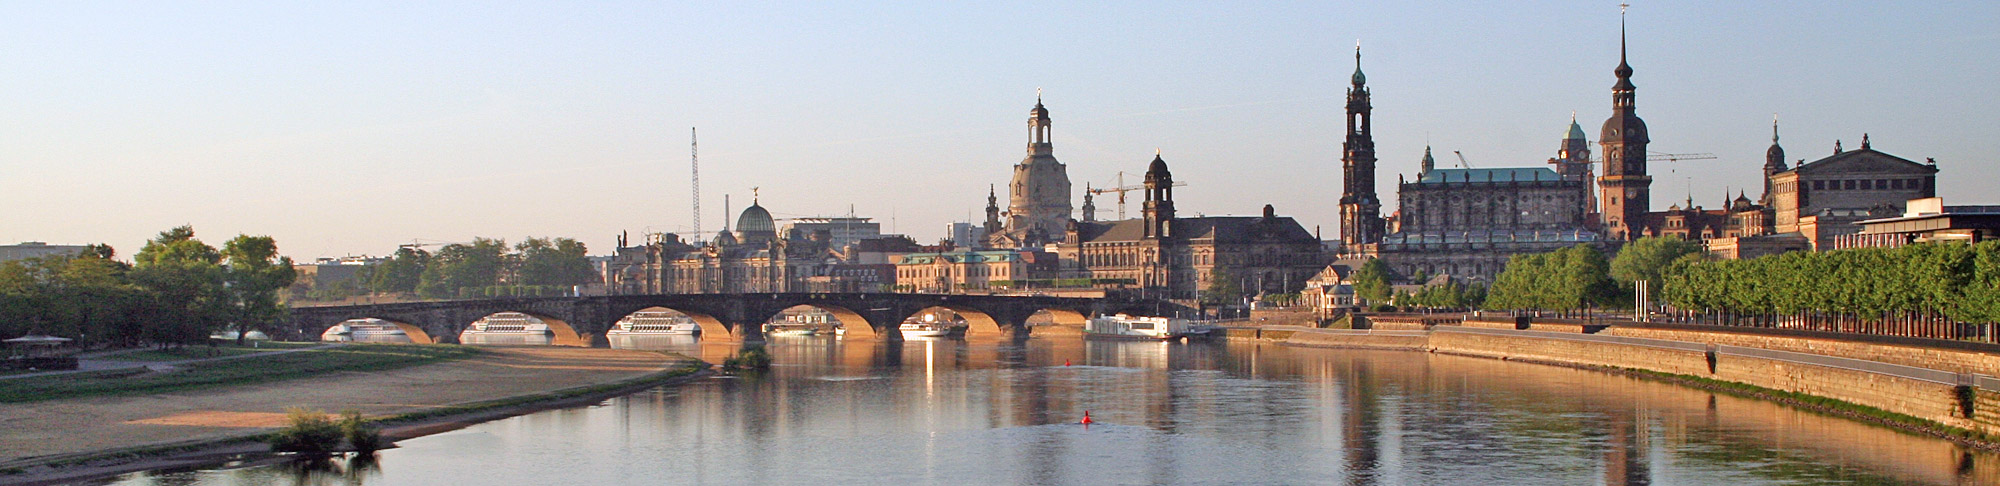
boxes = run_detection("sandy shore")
[0,346,682,466]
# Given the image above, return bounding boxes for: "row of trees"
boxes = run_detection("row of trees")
[1659,240,2000,323]
[0,226,295,347]
[296,237,596,301]
[1481,236,1706,312]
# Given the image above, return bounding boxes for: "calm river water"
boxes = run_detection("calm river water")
[104,336,1996,485]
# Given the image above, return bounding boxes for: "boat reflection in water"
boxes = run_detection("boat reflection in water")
[108,335,2000,485]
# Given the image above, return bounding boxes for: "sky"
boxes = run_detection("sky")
[3,1,1996,261]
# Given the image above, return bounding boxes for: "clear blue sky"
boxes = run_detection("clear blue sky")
[3,2,1994,259]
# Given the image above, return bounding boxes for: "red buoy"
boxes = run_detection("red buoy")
[1064,359,1071,366]
[1080,410,1094,425]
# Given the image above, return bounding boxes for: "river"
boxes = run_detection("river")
[101,335,1996,485]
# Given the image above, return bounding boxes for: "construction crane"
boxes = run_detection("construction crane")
[396,239,464,251]
[1087,170,1186,220]
[1453,151,1474,169]
[690,127,701,245]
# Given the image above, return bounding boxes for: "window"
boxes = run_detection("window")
[1844,180,1857,190]
[1813,180,1824,190]
[1875,179,1887,190]
[1892,179,1904,189]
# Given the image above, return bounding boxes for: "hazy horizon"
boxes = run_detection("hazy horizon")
[4,2,1995,260]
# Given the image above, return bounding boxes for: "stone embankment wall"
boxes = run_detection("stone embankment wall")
[1235,321,2000,438]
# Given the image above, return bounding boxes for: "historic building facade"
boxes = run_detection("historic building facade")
[1056,154,1325,300]
[1368,155,1601,282]
[986,97,1074,249]
[1767,135,1939,248]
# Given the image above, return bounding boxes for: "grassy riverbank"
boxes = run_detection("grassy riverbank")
[0,344,481,403]
[0,351,706,483]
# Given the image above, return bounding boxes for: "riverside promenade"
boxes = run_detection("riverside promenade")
[1229,314,2000,445]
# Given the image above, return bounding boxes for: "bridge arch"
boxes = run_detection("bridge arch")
[603,302,737,341]
[461,310,589,347]
[320,318,431,344]
[763,304,876,340]
[1025,308,1090,337]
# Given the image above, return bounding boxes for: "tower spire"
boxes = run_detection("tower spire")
[1339,39,1382,246]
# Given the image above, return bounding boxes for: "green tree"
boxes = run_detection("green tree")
[130,226,228,346]
[417,238,507,298]
[1201,269,1244,306]
[1350,258,1393,306]
[515,237,596,288]
[370,247,428,294]
[1610,235,1704,298]
[221,235,298,345]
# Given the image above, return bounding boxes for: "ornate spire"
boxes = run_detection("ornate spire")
[1421,146,1435,174]
[1772,114,1781,144]
[1351,40,1366,86]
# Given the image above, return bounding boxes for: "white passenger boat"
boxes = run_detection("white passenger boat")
[464,312,552,335]
[899,322,951,338]
[320,319,408,342]
[898,312,954,338]
[1085,314,1193,340]
[767,327,819,337]
[607,311,701,336]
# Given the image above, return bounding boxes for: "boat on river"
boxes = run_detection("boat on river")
[898,322,951,338]
[767,326,819,337]
[608,310,701,336]
[320,319,408,342]
[464,312,552,335]
[1085,314,1194,340]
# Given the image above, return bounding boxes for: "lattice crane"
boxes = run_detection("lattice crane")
[1087,170,1186,220]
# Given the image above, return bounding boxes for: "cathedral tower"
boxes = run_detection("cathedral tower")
[1339,44,1385,246]
[997,94,1073,247]
[1597,11,1652,240]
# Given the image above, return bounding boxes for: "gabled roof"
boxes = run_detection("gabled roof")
[1077,216,1317,244]
[1789,148,1936,176]
[1416,167,1563,184]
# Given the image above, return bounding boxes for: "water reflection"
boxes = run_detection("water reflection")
[106,338,1995,485]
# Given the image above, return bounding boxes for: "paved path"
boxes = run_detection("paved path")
[1,343,345,380]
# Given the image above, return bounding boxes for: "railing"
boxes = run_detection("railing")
[1651,307,1995,344]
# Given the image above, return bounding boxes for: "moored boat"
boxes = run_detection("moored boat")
[1084,314,1193,340]
[608,310,701,336]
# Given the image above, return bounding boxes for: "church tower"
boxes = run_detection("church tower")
[999,94,1074,247]
[1339,44,1385,246]
[1597,10,1652,240]
[1761,116,1787,206]
[1552,114,1597,217]
[983,184,1002,236]
[1143,152,1176,239]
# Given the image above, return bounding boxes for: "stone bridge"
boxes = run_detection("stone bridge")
[284,293,1176,346]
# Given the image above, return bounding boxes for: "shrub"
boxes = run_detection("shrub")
[721,346,772,371]
[338,410,383,453]
[269,408,342,454]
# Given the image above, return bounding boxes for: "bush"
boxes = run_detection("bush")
[721,346,772,371]
[339,410,383,453]
[270,408,343,454]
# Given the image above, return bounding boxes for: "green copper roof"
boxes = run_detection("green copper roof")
[1416,167,1563,184]
[1566,120,1586,140]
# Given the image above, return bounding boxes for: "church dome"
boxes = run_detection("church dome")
[1565,119,1587,140]
[1145,153,1171,181]
[736,202,777,244]
[714,229,738,247]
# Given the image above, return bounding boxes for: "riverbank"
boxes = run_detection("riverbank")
[0,346,708,485]
[1244,322,2000,450]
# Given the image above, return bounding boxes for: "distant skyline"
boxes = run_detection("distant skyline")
[3,2,1995,259]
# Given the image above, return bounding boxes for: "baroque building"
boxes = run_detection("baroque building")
[987,96,1074,249]
[1368,148,1601,282]
[1767,134,1939,249]
[1056,154,1324,300]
